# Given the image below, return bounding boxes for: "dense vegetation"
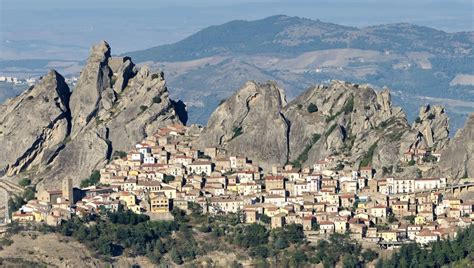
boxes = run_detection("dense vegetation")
[377,225,474,268]
[80,170,101,188]
[8,184,36,216]
[5,206,473,267]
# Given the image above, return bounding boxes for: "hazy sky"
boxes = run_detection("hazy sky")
[0,0,473,59]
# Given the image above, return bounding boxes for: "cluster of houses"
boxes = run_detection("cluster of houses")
[11,124,473,247]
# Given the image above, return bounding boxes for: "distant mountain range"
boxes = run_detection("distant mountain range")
[1,15,473,130]
[124,15,474,130]
[127,15,472,62]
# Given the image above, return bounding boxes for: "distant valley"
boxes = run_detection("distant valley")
[1,15,473,130]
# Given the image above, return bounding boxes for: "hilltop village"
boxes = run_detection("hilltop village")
[11,124,473,248]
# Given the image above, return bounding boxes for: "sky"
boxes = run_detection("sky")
[0,0,473,60]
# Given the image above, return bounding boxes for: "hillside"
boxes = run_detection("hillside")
[127,15,472,62]
[125,15,474,128]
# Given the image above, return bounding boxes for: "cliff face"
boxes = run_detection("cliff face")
[439,113,474,180]
[196,81,289,167]
[198,80,441,175]
[1,41,185,188]
[0,70,71,176]
[411,105,450,151]
[283,81,416,170]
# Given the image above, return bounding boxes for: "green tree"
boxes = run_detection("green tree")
[342,253,359,268]
[307,103,318,113]
[18,178,31,187]
[361,249,378,263]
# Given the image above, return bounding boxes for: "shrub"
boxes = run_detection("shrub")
[152,96,161,104]
[325,124,337,136]
[408,160,416,166]
[427,113,436,120]
[113,151,127,159]
[292,133,321,167]
[360,142,377,167]
[307,103,318,113]
[139,105,148,112]
[19,178,31,187]
[422,155,438,162]
[80,170,101,188]
[414,117,422,124]
[231,127,243,140]
[163,175,175,183]
[343,96,354,114]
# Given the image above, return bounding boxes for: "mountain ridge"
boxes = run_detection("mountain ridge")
[119,15,474,130]
[126,15,473,62]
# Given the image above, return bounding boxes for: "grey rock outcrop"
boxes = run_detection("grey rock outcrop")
[412,105,449,151]
[1,41,185,188]
[70,41,112,136]
[196,81,289,167]
[283,81,414,171]
[199,80,421,174]
[0,70,71,176]
[438,113,474,180]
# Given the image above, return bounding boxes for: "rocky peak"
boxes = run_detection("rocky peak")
[198,80,418,174]
[412,104,449,150]
[438,112,473,180]
[197,81,289,167]
[70,41,113,136]
[1,41,186,188]
[0,70,71,176]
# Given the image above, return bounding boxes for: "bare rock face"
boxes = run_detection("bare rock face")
[198,80,419,173]
[70,41,112,136]
[0,70,71,176]
[1,41,185,188]
[104,68,181,152]
[283,81,414,172]
[412,105,449,151]
[196,81,289,167]
[438,113,474,180]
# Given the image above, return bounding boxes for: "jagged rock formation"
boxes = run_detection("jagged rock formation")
[411,105,450,151]
[1,41,185,188]
[0,70,71,175]
[439,113,474,180]
[283,82,416,170]
[197,81,289,167]
[198,80,424,174]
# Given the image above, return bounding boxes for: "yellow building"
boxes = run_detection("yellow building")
[415,215,426,225]
[119,192,137,208]
[129,170,140,176]
[378,230,398,242]
[32,209,48,222]
[149,192,170,213]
